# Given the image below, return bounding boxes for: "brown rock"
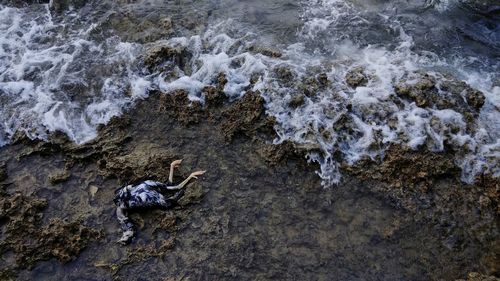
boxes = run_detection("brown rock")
[344,144,459,189]
[247,45,282,58]
[144,44,192,72]
[48,169,70,185]
[157,90,204,125]
[203,73,228,107]
[0,193,101,269]
[346,67,368,88]
[220,91,273,142]
[289,94,305,108]
[465,89,486,110]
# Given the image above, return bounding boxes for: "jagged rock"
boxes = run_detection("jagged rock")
[465,88,486,110]
[144,43,192,72]
[455,272,500,281]
[204,73,228,107]
[156,90,204,125]
[317,73,329,86]
[395,74,436,107]
[257,141,303,166]
[49,0,87,12]
[98,143,176,184]
[247,45,282,58]
[395,73,486,113]
[0,162,6,182]
[288,94,305,108]
[344,144,459,189]
[0,193,101,269]
[273,65,297,84]
[221,91,274,141]
[48,169,70,185]
[346,67,368,88]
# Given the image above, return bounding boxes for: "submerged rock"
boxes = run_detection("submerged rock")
[273,65,297,85]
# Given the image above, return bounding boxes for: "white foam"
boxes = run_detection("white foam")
[0,4,147,144]
[0,2,497,186]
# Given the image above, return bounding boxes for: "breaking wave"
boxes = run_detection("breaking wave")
[0,1,498,185]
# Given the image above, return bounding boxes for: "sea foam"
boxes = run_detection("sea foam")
[0,2,498,186]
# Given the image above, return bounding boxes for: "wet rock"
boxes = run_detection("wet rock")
[317,73,329,86]
[178,182,204,206]
[395,74,436,107]
[456,272,500,281]
[297,73,329,97]
[439,77,486,111]
[258,141,302,166]
[11,130,36,146]
[203,86,226,106]
[344,144,459,189]
[221,91,274,142]
[475,173,500,215]
[156,90,204,125]
[247,45,282,58]
[465,89,486,110]
[2,75,497,279]
[346,67,368,88]
[396,73,486,115]
[35,218,102,264]
[144,43,192,72]
[273,65,297,85]
[0,193,101,270]
[0,162,6,182]
[48,169,70,185]
[203,73,228,107]
[99,143,175,184]
[50,0,87,12]
[288,94,306,108]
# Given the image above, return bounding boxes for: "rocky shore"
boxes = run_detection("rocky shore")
[0,1,499,280]
[0,80,498,279]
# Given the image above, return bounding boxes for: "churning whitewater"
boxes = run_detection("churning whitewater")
[0,1,498,185]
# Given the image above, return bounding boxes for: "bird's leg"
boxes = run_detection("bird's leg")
[166,170,206,190]
[169,159,183,184]
[116,207,135,244]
